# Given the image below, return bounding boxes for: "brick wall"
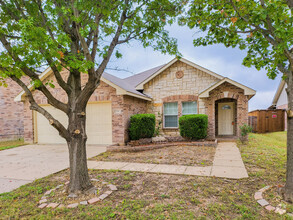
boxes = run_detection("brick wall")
[203,82,249,138]
[0,78,26,140]
[23,70,127,144]
[123,95,148,142]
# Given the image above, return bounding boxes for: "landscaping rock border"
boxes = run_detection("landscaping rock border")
[38,180,117,209]
[254,185,292,216]
[107,139,217,153]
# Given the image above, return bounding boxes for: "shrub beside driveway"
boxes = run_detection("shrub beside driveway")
[0,132,289,219]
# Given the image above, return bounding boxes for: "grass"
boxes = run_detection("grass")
[0,132,290,219]
[0,139,26,151]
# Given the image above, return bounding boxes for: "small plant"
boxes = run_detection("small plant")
[160,194,170,199]
[239,124,252,143]
[123,184,132,189]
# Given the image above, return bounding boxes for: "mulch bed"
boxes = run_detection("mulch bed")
[108,140,217,153]
[94,145,216,167]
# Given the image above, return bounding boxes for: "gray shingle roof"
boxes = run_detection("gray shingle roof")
[102,73,150,98]
[102,64,166,99]
[123,64,166,87]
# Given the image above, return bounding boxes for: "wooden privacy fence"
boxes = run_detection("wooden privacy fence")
[248,109,285,133]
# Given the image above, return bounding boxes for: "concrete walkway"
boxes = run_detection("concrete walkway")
[211,142,248,179]
[88,142,248,179]
[0,144,106,194]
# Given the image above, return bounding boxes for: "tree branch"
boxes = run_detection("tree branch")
[10,75,69,141]
[91,14,102,60]
[0,35,69,113]
[78,1,129,107]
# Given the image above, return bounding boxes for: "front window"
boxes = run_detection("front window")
[182,101,197,115]
[164,102,178,128]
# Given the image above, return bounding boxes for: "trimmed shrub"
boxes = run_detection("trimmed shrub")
[129,114,156,140]
[179,114,208,140]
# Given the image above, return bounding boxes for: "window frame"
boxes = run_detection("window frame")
[182,101,198,116]
[163,102,179,128]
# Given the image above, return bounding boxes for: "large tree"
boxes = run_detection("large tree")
[0,0,182,194]
[184,0,293,201]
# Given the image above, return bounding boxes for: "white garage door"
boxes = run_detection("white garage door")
[35,102,112,145]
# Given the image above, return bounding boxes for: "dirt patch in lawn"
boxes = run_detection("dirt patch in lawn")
[93,145,216,166]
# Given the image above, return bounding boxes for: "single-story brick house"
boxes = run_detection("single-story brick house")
[15,58,256,145]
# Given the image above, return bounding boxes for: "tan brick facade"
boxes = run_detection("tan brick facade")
[143,61,220,136]
[0,78,26,140]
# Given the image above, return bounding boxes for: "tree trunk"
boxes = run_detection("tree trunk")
[284,73,293,202]
[67,108,93,194]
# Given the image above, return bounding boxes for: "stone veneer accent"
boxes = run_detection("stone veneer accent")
[22,70,147,145]
[0,78,27,140]
[143,60,219,137]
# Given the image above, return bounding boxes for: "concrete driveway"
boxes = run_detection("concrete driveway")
[0,144,106,194]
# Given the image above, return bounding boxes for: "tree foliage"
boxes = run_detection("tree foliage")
[182,0,293,79]
[0,0,184,193]
[183,0,293,202]
[0,0,183,139]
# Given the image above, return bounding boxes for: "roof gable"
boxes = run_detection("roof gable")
[199,77,256,98]
[134,58,224,90]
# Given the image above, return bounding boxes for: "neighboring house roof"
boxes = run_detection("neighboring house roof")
[133,57,225,90]
[199,77,256,98]
[272,79,286,106]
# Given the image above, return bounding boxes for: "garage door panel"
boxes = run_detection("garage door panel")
[36,102,112,145]
[36,106,67,144]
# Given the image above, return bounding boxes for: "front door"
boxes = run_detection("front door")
[218,102,234,135]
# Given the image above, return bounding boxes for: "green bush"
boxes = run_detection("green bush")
[179,114,208,140]
[129,114,156,140]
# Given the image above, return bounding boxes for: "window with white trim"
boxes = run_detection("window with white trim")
[182,101,197,115]
[163,102,178,128]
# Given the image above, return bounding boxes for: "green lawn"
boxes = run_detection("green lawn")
[0,139,26,151]
[0,132,290,219]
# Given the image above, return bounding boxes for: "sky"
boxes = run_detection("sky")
[105,24,282,112]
